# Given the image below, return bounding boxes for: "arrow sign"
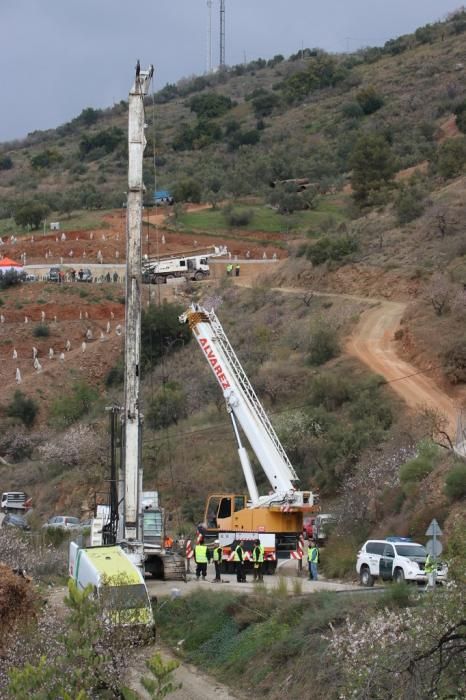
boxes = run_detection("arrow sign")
[425,518,443,537]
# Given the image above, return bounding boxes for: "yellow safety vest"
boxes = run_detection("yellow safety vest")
[425,555,436,573]
[213,546,223,562]
[195,544,208,563]
[253,545,264,563]
[234,545,244,562]
[308,546,319,564]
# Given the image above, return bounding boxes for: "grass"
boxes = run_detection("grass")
[0,210,113,237]
[156,589,383,698]
[178,197,349,235]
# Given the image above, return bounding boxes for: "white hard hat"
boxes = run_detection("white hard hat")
[214,539,220,544]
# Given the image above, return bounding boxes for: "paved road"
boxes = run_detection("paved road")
[146,570,357,600]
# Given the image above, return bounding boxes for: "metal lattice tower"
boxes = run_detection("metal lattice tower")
[207,0,213,73]
[219,0,226,68]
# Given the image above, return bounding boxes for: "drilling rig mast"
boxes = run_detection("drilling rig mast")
[118,61,154,564]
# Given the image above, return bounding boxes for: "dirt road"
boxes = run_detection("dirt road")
[125,645,242,700]
[235,279,459,436]
[346,299,459,436]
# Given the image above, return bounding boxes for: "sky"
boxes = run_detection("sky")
[0,0,459,142]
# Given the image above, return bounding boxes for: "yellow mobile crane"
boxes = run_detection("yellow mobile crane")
[180,305,320,573]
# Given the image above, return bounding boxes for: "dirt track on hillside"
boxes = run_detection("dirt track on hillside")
[235,280,460,436]
[345,300,458,436]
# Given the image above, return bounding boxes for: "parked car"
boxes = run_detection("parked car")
[25,273,36,282]
[48,266,60,282]
[2,513,31,531]
[77,268,92,283]
[313,513,337,544]
[42,515,81,530]
[356,538,448,586]
[303,516,315,540]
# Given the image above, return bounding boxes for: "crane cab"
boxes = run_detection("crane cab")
[202,494,248,533]
[201,493,307,536]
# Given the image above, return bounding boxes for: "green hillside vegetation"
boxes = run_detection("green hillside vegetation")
[2,10,466,218]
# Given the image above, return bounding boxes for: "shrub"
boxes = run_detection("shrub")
[0,155,13,170]
[189,93,232,119]
[309,373,352,410]
[308,324,340,365]
[320,536,356,578]
[443,337,466,382]
[434,137,466,178]
[399,441,439,495]
[356,86,384,114]
[350,133,396,205]
[341,101,364,119]
[141,302,190,371]
[224,208,254,227]
[444,462,466,500]
[6,391,39,428]
[105,361,124,387]
[375,582,416,610]
[394,183,427,224]
[146,382,186,429]
[32,323,49,337]
[251,92,281,118]
[306,236,358,265]
[50,381,99,426]
[78,126,125,159]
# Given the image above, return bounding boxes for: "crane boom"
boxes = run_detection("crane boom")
[119,62,154,550]
[180,305,315,508]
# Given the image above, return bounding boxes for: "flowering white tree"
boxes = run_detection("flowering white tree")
[326,586,465,699]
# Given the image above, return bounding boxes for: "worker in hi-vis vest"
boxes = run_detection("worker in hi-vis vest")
[212,539,223,582]
[252,538,264,582]
[194,536,209,581]
[424,553,437,590]
[308,542,319,581]
[234,540,246,582]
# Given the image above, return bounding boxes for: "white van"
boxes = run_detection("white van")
[69,543,155,633]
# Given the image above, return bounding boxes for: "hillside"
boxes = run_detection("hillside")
[1,12,466,700]
[0,11,465,550]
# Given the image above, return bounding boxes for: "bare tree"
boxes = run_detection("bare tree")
[426,272,452,316]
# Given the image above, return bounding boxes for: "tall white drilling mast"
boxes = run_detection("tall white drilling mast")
[119,61,154,557]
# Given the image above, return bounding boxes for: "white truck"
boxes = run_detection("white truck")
[142,246,228,285]
[1,491,32,513]
[69,543,155,632]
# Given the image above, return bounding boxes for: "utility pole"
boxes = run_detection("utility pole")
[219,0,226,69]
[119,61,154,562]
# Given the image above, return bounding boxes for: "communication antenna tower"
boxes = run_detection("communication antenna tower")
[219,0,226,68]
[207,0,213,73]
